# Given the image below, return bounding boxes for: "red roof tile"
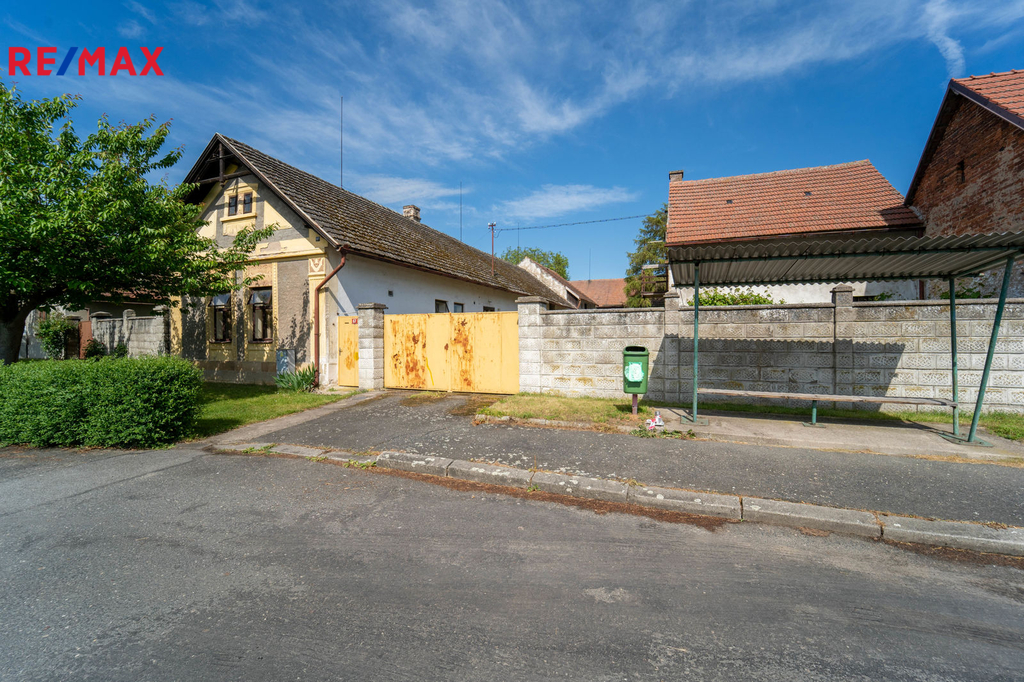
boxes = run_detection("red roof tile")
[954,69,1024,120]
[568,278,627,307]
[666,160,922,246]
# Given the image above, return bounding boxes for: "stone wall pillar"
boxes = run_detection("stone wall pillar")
[662,290,683,403]
[357,303,386,390]
[517,296,547,394]
[831,285,854,402]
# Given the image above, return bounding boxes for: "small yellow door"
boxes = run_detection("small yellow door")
[337,316,359,386]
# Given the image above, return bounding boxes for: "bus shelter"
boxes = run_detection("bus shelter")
[667,231,1024,445]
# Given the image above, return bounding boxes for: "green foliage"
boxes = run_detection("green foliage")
[0,82,275,364]
[624,205,667,307]
[83,339,107,359]
[35,312,79,360]
[112,343,129,358]
[940,282,983,300]
[0,356,203,447]
[687,287,783,306]
[274,366,317,392]
[500,247,570,279]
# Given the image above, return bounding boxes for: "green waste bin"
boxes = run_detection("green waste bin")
[623,346,649,395]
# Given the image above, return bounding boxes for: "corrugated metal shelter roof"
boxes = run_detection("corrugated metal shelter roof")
[668,231,1024,286]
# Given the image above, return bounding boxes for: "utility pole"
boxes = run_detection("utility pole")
[488,222,497,277]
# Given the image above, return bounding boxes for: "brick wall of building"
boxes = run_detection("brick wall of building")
[910,96,1024,297]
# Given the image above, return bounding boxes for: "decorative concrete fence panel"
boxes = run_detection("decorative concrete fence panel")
[92,312,171,358]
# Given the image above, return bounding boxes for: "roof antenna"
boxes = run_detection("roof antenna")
[488,222,497,277]
[344,94,348,187]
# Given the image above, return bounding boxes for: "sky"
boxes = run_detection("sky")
[3,0,1024,281]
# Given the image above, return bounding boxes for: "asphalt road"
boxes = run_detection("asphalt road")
[2,445,1023,681]
[261,392,1024,526]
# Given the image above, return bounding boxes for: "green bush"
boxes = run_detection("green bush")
[0,356,203,448]
[112,343,129,358]
[84,339,107,359]
[688,287,783,306]
[274,366,316,392]
[36,312,78,359]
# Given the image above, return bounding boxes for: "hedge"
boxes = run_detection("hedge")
[0,356,203,448]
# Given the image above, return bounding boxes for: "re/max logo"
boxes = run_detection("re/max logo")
[7,47,164,76]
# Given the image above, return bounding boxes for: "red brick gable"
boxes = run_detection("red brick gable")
[666,160,921,246]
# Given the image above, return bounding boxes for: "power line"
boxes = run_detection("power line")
[493,214,647,234]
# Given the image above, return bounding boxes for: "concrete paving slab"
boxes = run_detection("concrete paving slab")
[629,485,742,520]
[270,444,328,457]
[531,472,629,503]
[880,515,1024,556]
[448,460,533,488]
[377,451,452,476]
[662,408,1024,460]
[744,497,881,538]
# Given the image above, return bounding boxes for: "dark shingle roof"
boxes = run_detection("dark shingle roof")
[667,160,922,246]
[209,135,568,306]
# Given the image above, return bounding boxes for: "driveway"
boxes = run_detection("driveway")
[2,446,1022,681]
[256,391,1024,526]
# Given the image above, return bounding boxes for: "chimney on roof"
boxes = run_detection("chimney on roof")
[403,205,421,222]
[669,170,684,182]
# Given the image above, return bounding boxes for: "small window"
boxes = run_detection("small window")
[435,300,449,313]
[228,195,238,216]
[209,293,231,343]
[482,306,495,312]
[453,302,464,313]
[243,192,252,213]
[249,288,273,342]
[388,290,394,297]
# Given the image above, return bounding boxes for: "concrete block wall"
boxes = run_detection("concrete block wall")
[357,303,386,390]
[520,291,1024,413]
[92,312,170,358]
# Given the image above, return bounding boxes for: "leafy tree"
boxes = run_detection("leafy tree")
[500,246,570,279]
[35,312,78,359]
[624,204,668,307]
[0,83,273,364]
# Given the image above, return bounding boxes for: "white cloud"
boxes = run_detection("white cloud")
[117,19,145,39]
[125,1,156,24]
[923,0,965,77]
[497,184,639,221]
[3,16,49,43]
[351,174,467,208]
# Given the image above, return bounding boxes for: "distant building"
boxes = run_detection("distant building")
[569,278,628,308]
[665,161,924,303]
[517,258,596,309]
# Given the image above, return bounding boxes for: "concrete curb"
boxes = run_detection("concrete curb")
[214,442,1024,557]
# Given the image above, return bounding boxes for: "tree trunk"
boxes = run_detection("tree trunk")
[0,311,31,365]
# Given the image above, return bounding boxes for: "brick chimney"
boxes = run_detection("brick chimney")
[403,205,421,222]
[669,170,684,182]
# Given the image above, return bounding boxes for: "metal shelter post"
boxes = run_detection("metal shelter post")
[692,263,700,421]
[967,255,1015,444]
[948,278,960,437]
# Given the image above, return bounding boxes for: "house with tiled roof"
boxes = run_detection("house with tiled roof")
[516,258,596,309]
[568,278,628,308]
[665,160,924,302]
[905,69,1024,297]
[173,133,569,385]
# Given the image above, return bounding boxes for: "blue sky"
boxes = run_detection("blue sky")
[3,1,1024,280]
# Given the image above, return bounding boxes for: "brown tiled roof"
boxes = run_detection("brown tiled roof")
[954,69,1024,121]
[569,278,627,307]
[666,160,922,246]
[201,135,570,306]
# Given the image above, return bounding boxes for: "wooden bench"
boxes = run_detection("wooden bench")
[697,388,957,427]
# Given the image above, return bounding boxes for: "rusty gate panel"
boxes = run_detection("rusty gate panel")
[384,311,518,394]
[337,316,359,386]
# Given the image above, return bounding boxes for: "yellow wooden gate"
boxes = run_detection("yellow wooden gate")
[337,316,359,387]
[384,312,519,394]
